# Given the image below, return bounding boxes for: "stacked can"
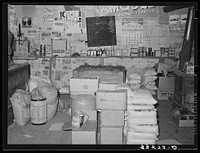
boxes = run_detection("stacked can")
[168,47,175,57]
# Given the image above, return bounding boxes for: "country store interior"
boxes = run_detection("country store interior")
[3,3,198,149]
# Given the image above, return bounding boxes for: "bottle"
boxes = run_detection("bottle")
[99,49,102,56]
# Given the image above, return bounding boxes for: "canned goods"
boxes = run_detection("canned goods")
[72,111,85,128]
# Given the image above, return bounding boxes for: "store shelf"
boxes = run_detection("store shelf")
[13,56,37,60]
[35,56,179,60]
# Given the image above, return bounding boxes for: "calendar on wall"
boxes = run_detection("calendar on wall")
[122,18,143,30]
[121,18,143,47]
[122,31,143,46]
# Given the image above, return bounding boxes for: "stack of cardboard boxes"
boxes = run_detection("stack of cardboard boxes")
[96,88,127,144]
[70,77,99,144]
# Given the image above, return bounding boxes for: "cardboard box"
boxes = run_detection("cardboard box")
[158,77,175,90]
[70,91,96,96]
[99,110,125,126]
[70,77,99,93]
[179,119,194,127]
[73,65,126,84]
[100,126,123,144]
[157,89,174,100]
[72,120,97,144]
[185,65,194,74]
[155,63,170,74]
[96,89,127,110]
[99,83,118,91]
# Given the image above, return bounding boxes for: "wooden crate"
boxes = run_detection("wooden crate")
[73,65,126,84]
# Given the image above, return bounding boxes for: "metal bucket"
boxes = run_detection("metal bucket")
[30,98,47,125]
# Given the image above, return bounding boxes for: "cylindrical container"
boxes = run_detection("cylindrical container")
[30,98,47,125]
[71,111,85,128]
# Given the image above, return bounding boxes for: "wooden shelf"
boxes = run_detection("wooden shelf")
[13,56,37,60]
[35,56,179,60]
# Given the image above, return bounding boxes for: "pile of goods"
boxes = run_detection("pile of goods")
[10,77,59,126]
[73,64,126,84]
[124,89,159,144]
[127,66,158,95]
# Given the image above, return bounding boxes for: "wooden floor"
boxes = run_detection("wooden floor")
[7,99,195,145]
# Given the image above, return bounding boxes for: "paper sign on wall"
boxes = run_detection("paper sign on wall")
[53,18,64,31]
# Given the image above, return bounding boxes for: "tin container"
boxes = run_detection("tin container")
[72,111,84,128]
[30,98,47,125]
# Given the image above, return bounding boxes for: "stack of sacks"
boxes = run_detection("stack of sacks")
[141,67,158,95]
[123,89,159,144]
[127,72,142,90]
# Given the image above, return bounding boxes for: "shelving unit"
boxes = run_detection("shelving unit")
[19,56,179,60]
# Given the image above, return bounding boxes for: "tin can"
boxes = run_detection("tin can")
[72,111,84,128]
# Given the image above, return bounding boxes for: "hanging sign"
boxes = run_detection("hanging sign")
[94,5,157,17]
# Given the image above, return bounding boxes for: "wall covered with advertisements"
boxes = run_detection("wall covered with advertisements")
[8,5,187,88]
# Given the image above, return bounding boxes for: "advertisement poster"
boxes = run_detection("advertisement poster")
[122,18,143,30]
[180,14,187,31]
[94,5,157,17]
[65,11,83,33]
[53,18,65,31]
[62,58,71,71]
[43,7,54,22]
[169,15,181,31]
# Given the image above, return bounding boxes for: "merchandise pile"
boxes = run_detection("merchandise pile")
[125,89,159,144]
[118,67,159,144]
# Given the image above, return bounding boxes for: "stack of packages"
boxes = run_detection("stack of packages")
[127,72,142,90]
[69,77,99,144]
[123,88,159,144]
[140,67,158,96]
[117,67,159,145]
[96,83,127,144]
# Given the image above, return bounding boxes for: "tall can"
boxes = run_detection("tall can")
[30,98,47,125]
